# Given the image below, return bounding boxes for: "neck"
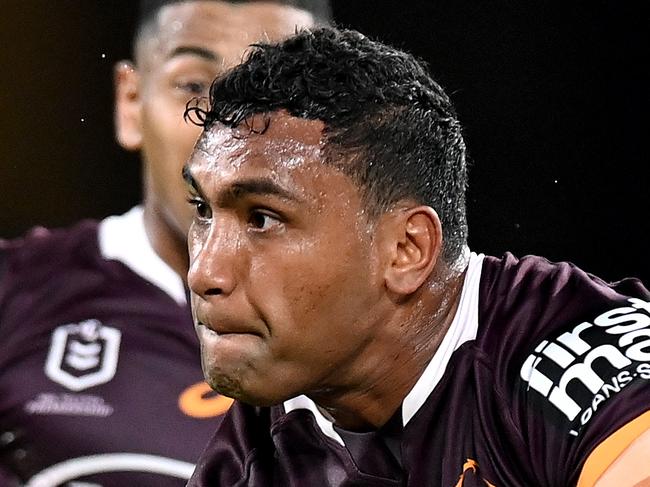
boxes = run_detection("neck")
[310,262,468,432]
[142,204,189,281]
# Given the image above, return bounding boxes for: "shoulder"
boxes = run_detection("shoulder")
[0,220,101,342]
[0,221,102,292]
[1,220,100,272]
[475,252,650,401]
[481,252,648,306]
[474,253,650,484]
[476,252,650,349]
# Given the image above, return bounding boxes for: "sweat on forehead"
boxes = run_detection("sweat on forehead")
[186,113,333,209]
[195,111,325,159]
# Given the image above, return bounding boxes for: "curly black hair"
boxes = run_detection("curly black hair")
[187,27,468,264]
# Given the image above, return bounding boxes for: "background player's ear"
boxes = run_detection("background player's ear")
[114,60,143,151]
[384,206,442,296]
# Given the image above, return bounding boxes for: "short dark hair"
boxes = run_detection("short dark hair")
[136,0,332,47]
[188,27,468,264]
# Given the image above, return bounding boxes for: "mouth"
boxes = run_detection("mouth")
[195,319,261,337]
[195,319,264,359]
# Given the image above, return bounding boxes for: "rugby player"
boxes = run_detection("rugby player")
[183,27,650,486]
[0,2,328,485]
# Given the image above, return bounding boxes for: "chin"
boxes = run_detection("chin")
[204,372,244,401]
[204,369,293,407]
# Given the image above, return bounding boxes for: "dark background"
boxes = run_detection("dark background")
[1,1,648,283]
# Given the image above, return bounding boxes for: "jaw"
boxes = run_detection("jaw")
[302,298,459,431]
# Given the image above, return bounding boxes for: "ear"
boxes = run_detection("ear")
[114,60,143,151]
[383,206,443,296]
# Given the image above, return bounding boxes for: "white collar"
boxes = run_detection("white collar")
[400,251,484,424]
[283,251,485,445]
[98,206,187,305]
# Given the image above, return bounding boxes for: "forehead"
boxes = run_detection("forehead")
[141,1,314,68]
[188,113,339,194]
[194,113,324,170]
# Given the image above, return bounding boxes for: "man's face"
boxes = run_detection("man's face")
[115,1,314,242]
[185,113,388,405]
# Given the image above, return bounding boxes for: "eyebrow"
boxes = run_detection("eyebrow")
[168,45,221,62]
[227,179,303,204]
[183,165,304,205]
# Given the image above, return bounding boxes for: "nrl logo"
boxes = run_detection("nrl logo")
[45,320,121,391]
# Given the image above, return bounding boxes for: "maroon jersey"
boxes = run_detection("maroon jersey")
[188,252,650,486]
[0,207,230,486]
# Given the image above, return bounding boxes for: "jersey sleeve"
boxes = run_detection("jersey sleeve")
[576,410,650,486]
[0,241,7,278]
[480,254,650,486]
[0,239,11,335]
[0,237,10,284]
[0,228,63,336]
[0,236,26,337]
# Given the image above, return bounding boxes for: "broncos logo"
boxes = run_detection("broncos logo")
[455,459,496,487]
[178,381,233,418]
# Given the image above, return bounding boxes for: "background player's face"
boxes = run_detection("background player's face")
[186,113,389,405]
[115,1,314,242]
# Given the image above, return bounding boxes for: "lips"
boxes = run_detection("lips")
[195,311,261,337]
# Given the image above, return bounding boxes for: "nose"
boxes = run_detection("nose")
[187,220,239,300]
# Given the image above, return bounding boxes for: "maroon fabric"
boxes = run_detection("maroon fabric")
[0,221,226,486]
[189,253,650,486]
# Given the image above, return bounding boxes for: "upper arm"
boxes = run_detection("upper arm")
[578,411,650,487]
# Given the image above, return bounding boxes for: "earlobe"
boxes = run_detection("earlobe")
[114,60,143,151]
[384,206,442,296]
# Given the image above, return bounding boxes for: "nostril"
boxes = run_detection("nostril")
[205,288,223,296]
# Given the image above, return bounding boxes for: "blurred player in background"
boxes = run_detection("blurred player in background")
[0,1,329,485]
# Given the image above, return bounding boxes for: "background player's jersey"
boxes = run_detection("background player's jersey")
[188,252,650,487]
[0,207,231,487]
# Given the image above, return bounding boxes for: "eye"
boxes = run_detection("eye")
[188,198,211,219]
[248,210,283,232]
[174,80,209,97]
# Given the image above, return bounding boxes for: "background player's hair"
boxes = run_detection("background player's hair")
[187,27,468,264]
[136,0,332,50]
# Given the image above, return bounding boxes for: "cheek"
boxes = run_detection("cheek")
[253,238,372,334]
